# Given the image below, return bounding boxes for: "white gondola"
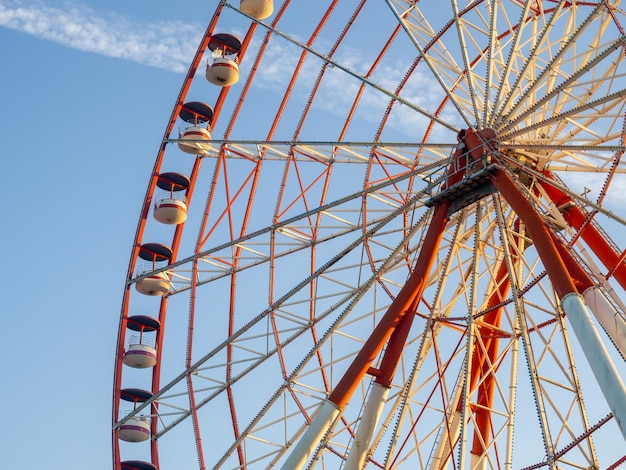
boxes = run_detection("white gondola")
[118,416,150,442]
[153,172,190,225]
[154,197,187,225]
[123,338,157,368]
[177,101,214,156]
[206,33,242,87]
[135,268,170,296]
[178,125,212,155]
[134,243,172,296]
[240,0,274,20]
[206,54,240,87]
[121,461,157,470]
[118,389,153,442]
[123,316,160,369]
[122,460,157,470]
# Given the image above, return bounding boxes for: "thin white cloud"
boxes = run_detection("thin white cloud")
[248,37,460,141]
[0,0,201,72]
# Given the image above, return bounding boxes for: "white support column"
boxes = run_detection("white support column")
[471,452,488,470]
[561,293,626,439]
[280,400,341,470]
[344,382,390,469]
[428,410,462,470]
[582,287,626,359]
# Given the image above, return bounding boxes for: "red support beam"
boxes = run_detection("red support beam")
[470,256,513,457]
[541,172,626,290]
[328,200,451,408]
[489,170,578,299]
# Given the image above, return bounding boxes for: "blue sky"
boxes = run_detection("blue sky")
[0,1,206,467]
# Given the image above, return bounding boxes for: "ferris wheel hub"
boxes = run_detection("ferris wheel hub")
[425,128,500,212]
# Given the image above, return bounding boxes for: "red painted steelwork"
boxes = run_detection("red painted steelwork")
[444,128,497,189]
[443,130,470,189]
[541,172,626,290]
[489,170,578,299]
[454,128,513,459]
[464,128,498,162]
[328,200,451,408]
[470,256,513,458]
[551,231,595,293]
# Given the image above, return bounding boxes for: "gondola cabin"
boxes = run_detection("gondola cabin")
[135,243,172,296]
[153,172,190,225]
[121,462,156,470]
[122,315,160,369]
[177,101,214,156]
[206,33,242,87]
[240,0,274,20]
[118,388,153,442]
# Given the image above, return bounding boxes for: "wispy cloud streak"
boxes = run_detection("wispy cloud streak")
[0,0,200,72]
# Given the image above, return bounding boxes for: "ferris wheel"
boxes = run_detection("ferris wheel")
[112,0,626,469]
